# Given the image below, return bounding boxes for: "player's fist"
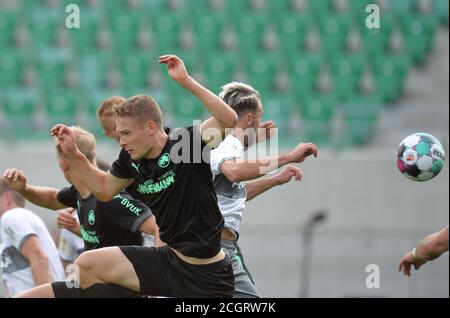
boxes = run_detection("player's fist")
[275,165,302,185]
[2,168,27,191]
[287,143,318,163]
[51,124,79,158]
[57,208,79,230]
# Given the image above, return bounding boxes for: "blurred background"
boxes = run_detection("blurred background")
[0,0,448,297]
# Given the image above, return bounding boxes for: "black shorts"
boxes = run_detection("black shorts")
[120,245,234,298]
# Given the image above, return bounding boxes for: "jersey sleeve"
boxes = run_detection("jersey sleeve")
[56,186,78,209]
[97,191,153,233]
[110,148,134,179]
[210,137,243,175]
[0,212,37,251]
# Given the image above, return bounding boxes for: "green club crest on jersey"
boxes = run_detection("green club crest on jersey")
[158,153,170,168]
[88,210,96,225]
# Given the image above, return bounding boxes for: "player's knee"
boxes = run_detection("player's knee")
[74,250,101,287]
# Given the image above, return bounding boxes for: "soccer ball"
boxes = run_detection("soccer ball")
[396,133,445,182]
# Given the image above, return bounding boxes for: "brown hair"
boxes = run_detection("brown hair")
[0,179,26,208]
[114,95,163,128]
[56,126,96,164]
[97,96,126,119]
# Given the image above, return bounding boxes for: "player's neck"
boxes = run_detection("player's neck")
[145,130,168,159]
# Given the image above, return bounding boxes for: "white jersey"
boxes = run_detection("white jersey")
[58,229,84,263]
[0,208,65,296]
[210,135,247,236]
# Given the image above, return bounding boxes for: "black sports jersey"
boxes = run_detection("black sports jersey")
[110,126,224,259]
[57,186,152,250]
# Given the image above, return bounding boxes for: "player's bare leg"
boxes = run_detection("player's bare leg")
[13,283,55,298]
[75,247,141,291]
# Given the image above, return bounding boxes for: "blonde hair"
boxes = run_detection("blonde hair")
[97,96,126,119]
[56,126,96,164]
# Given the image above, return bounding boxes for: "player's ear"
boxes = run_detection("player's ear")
[146,120,158,134]
[246,113,253,126]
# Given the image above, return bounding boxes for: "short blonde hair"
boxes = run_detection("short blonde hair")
[56,126,96,164]
[97,96,126,119]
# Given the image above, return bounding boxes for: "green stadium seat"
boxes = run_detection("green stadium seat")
[77,51,113,90]
[2,86,40,140]
[0,50,26,87]
[298,93,336,145]
[388,0,416,15]
[44,90,79,125]
[0,10,18,47]
[110,13,141,51]
[67,10,103,54]
[373,54,410,103]
[204,54,235,94]
[169,92,205,127]
[263,93,295,130]
[235,15,265,52]
[118,53,152,92]
[318,13,352,55]
[193,14,224,52]
[330,54,365,101]
[288,53,322,96]
[360,13,395,57]
[347,0,375,19]
[276,12,311,53]
[224,0,252,17]
[401,14,437,64]
[84,87,124,117]
[267,0,292,17]
[35,47,72,90]
[26,8,61,47]
[308,0,331,15]
[433,0,449,25]
[152,15,183,54]
[339,94,382,146]
[102,0,132,13]
[243,53,278,93]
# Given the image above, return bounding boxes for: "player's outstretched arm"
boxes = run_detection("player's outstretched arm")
[159,54,238,146]
[219,143,318,183]
[51,124,132,201]
[3,168,65,210]
[399,225,449,276]
[246,165,302,201]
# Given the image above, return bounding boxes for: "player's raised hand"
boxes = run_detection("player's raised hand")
[287,142,319,163]
[51,124,79,158]
[398,251,428,277]
[275,165,302,185]
[57,208,79,230]
[158,55,190,84]
[2,168,27,191]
